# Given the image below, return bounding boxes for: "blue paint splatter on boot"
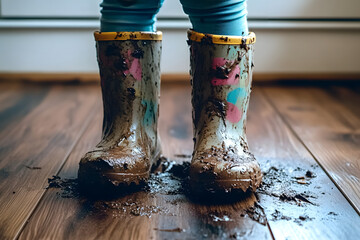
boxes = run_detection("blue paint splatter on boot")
[227,88,245,105]
[142,100,157,126]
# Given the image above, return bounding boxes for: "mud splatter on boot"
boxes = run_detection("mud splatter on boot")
[187,30,261,193]
[78,31,162,192]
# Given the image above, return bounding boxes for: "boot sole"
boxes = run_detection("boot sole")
[78,147,162,192]
[103,171,151,186]
[190,177,261,194]
[103,148,162,187]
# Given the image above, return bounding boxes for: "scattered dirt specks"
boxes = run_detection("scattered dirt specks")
[47,175,79,198]
[256,161,334,226]
[46,157,335,228]
[271,210,291,221]
[245,202,267,225]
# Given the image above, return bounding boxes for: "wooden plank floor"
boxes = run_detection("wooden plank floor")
[0,81,359,240]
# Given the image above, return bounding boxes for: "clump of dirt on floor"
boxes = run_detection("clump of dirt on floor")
[147,157,190,195]
[294,215,314,226]
[270,210,291,221]
[258,165,317,206]
[244,202,267,225]
[93,200,165,218]
[257,162,321,225]
[47,175,79,198]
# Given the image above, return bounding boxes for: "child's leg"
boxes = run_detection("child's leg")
[180,0,248,36]
[78,0,164,191]
[181,0,262,193]
[100,0,164,32]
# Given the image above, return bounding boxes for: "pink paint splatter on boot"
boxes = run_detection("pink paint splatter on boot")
[124,50,142,81]
[226,102,242,123]
[211,58,240,86]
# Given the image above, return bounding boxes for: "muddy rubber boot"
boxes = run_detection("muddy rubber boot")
[78,31,162,192]
[187,30,262,193]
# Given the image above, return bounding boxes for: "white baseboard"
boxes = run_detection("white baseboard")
[1,19,360,74]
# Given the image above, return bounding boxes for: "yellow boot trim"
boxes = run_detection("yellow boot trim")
[94,31,162,41]
[187,29,256,45]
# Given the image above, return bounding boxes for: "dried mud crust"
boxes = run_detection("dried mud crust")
[190,146,262,193]
[188,36,258,195]
[77,164,149,195]
[77,148,159,193]
[78,38,161,193]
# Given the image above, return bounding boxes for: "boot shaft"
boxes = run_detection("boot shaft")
[188,30,255,152]
[95,31,162,145]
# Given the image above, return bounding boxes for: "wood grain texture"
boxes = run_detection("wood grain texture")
[18,83,272,240]
[0,83,49,131]
[249,88,360,240]
[323,85,360,118]
[0,84,100,239]
[2,83,360,240]
[262,86,360,214]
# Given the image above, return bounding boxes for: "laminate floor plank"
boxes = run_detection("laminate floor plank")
[18,109,104,240]
[0,83,50,132]
[262,86,360,214]
[324,85,360,120]
[18,83,272,240]
[6,83,360,240]
[0,84,100,240]
[249,87,360,240]
[0,83,27,112]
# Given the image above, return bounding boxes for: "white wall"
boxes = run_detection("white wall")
[0,0,360,74]
[2,0,360,18]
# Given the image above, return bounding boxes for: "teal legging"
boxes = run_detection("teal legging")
[100,0,248,36]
